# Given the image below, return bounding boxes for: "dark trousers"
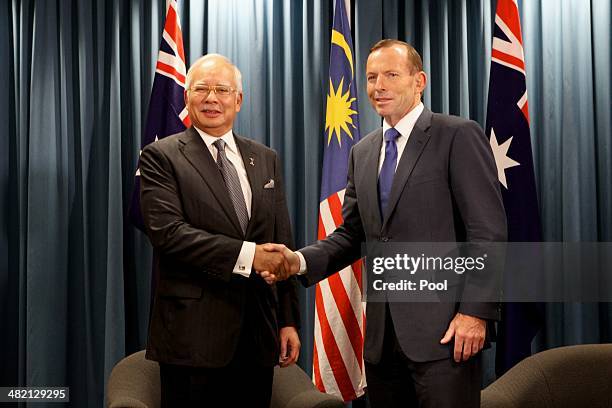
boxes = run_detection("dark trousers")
[159,361,274,408]
[159,305,275,408]
[158,281,280,407]
[365,308,482,408]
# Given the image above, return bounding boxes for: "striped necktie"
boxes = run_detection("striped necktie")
[213,139,249,234]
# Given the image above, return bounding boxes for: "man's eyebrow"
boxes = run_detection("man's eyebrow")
[193,81,232,86]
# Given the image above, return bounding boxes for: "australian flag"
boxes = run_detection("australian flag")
[312,0,367,402]
[485,0,543,376]
[128,0,190,229]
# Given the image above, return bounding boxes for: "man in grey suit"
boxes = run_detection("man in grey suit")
[265,40,506,407]
[139,54,300,407]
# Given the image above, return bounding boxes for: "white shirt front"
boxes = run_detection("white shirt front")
[194,127,256,278]
[378,102,424,174]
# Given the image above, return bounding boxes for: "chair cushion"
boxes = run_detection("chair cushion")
[481,344,612,408]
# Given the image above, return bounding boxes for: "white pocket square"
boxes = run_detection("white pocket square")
[263,179,275,189]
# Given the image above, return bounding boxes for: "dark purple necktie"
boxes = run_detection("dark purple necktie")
[378,128,401,220]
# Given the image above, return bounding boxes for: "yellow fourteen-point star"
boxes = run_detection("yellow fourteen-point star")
[325,77,357,146]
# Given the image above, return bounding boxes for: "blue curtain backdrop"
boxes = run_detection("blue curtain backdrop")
[1,0,610,406]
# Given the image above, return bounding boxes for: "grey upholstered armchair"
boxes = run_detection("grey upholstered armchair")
[481,344,612,408]
[107,350,344,408]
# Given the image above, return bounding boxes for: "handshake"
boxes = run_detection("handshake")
[253,243,301,285]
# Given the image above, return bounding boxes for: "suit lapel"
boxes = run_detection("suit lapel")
[382,108,433,230]
[179,127,243,236]
[233,133,261,237]
[362,130,384,233]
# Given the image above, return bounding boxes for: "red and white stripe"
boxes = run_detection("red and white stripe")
[517,90,529,123]
[492,0,525,75]
[492,0,530,123]
[156,0,190,127]
[313,189,367,401]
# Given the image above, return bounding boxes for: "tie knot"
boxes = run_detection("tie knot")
[213,139,226,152]
[384,128,401,142]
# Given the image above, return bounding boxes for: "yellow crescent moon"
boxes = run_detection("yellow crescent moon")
[331,29,354,78]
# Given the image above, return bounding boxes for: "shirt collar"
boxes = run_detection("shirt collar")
[194,127,238,155]
[382,102,424,140]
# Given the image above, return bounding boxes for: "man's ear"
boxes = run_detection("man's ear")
[416,71,428,93]
[235,92,243,112]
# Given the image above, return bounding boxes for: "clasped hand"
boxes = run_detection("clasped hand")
[253,243,300,285]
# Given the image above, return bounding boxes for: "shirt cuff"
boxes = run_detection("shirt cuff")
[296,251,307,275]
[233,241,256,278]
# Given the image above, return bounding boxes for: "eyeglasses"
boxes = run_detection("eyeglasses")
[189,84,237,97]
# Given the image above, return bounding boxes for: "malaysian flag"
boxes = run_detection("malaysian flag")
[312,0,366,401]
[129,0,190,229]
[485,0,543,376]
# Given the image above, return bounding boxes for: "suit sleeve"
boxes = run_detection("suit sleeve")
[271,151,301,329]
[449,120,507,320]
[299,146,365,287]
[139,143,243,283]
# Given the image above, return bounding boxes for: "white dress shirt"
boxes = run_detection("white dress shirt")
[378,102,424,174]
[195,127,255,278]
[296,102,425,274]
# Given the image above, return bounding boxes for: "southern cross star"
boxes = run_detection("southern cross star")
[489,128,520,189]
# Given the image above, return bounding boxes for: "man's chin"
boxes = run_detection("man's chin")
[375,108,390,117]
[198,119,223,129]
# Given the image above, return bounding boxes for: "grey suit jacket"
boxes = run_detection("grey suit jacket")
[300,108,506,363]
[139,127,299,368]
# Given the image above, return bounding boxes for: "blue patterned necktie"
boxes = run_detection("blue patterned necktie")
[378,128,401,219]
[213,139,249,234]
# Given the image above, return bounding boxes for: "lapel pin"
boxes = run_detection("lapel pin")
[249,157,255,166]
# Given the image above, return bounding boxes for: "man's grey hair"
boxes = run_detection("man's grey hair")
[185,54,243,92]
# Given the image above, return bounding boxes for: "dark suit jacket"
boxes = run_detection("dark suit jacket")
[300,108,506,363]
[139,127,299,368]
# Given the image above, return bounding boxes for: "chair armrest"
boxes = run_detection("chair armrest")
[271,365,345,408]
[107,351,160,408]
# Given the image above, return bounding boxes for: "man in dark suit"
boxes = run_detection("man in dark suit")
[265,40,506,407]
[139,54,300,407]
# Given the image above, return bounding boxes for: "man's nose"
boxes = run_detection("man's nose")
[375,76,387,91]
[204,90,220,103]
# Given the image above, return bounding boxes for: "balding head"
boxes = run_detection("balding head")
[184,53,243,136]
[185,54,243,92]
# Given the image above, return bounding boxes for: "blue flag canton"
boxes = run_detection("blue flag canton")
[142,74,187,147]
[141,35,189,148]
[130,31,188,229]
[320,0,361,201]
